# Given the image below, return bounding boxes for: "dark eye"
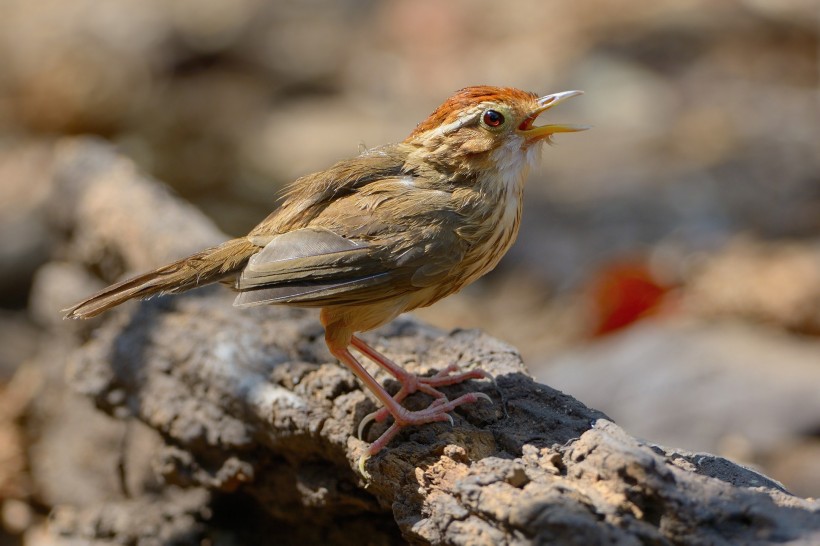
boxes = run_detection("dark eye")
[482,109,505,128]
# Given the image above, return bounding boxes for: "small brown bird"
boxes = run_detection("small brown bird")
[65,86,586,457]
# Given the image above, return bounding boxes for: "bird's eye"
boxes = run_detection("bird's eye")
[482,110,505,128]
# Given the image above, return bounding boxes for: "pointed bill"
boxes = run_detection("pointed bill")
[517,90,589,142]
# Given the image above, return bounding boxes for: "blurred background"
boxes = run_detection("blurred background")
[0,0,818,534]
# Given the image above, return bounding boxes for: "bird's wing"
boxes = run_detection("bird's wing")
[235,148,468,308]
[235,192,467,307]
[235,227,390,306]
[235,221,464,308]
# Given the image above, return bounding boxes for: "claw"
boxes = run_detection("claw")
[485,373,507,418]
[474,392,493,405]
[358,453,371,479]
[358,410,379,440]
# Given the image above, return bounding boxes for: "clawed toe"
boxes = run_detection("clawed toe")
[358,373,492,441]
[349,335,496,455]
[357,410,379,440]
[472,392,493,405]
[360,388,493,456]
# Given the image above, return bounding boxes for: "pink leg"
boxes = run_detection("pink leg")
[351,335,491,431]
[327,342,491,456]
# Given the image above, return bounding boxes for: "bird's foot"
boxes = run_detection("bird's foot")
[364,390,492,456]
[357,364,492,440]
[342,336,495,473]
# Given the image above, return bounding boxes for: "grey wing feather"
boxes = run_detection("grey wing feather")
[235,227,400,307]
[238,228,378,287]
[249,227,362,266]
[234,272,394,307]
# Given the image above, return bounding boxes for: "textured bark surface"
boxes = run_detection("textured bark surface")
[26,138,819,545]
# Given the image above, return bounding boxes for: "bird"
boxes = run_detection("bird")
[64,86,587,459]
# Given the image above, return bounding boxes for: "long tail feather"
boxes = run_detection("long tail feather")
[64,238,258,319]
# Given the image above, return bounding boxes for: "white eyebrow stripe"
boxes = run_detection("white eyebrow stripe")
[436,114,476,136]
[434,101,503,137]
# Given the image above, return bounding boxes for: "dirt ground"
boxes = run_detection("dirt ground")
[0,0,818,543]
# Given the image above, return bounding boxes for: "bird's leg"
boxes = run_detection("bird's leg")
[349,335,491,440]
[325,339,490,456]
[352,335,491,396]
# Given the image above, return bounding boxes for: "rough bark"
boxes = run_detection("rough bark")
[27,138,819,545]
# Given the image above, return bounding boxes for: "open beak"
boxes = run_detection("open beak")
[517,90,588,143]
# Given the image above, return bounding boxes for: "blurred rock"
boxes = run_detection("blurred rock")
[0,0,163,134]
[743,0,820,27]
[684,238,820,334]
[40,487,210,546]
[0,370,35,502]
[765,439,820,500]
[0,312,39,379]
[536,320,820,494]
[28,262,104,331]
[0,142,54,307]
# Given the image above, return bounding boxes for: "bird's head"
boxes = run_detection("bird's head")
[406,86,587,178]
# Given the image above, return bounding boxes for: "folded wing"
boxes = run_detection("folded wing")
[235,219,465,308]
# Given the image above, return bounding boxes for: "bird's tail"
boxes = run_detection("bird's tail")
[64,238,258,319]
